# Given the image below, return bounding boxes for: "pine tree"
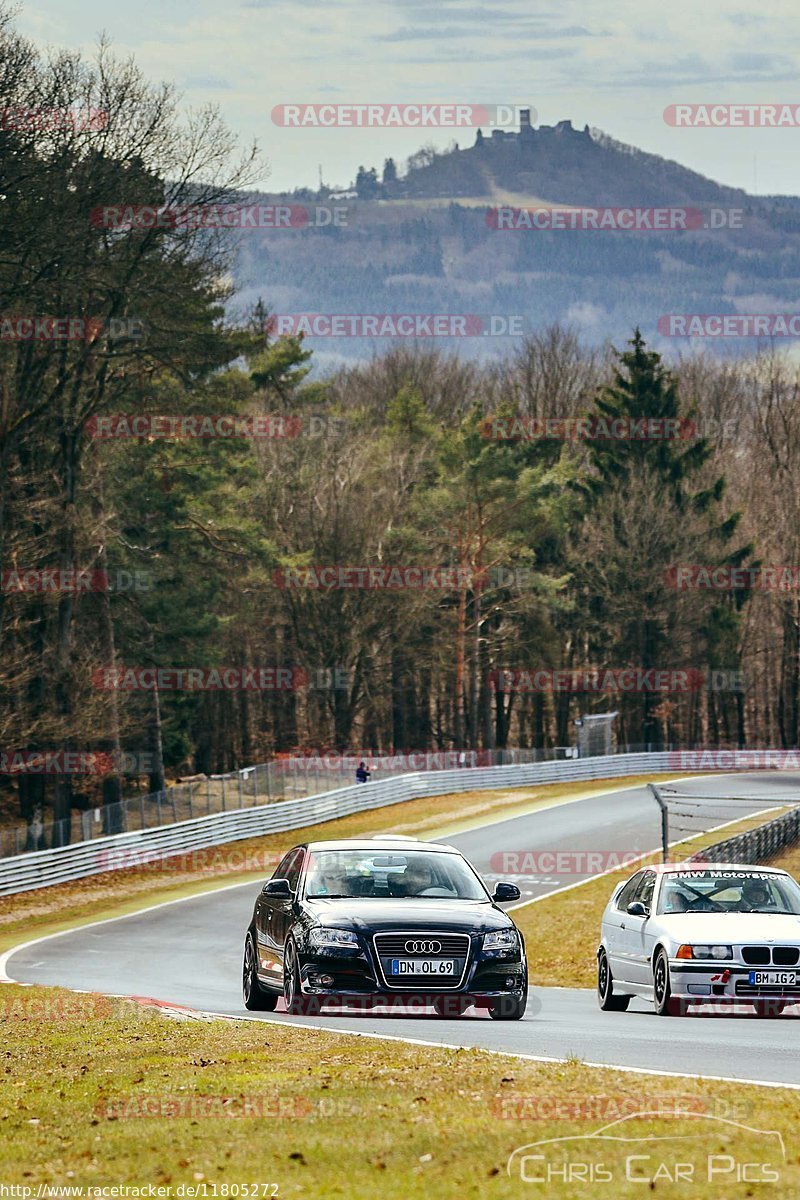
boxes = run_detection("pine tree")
[571,330,752,747]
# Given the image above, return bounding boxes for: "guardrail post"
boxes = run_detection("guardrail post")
[139,794,145,830]
[188,782,194,819]
[221,775,227,812]
[238,771,244,808]
[206,776,211,814]
[253,767,258,806]
[648,783,669,862]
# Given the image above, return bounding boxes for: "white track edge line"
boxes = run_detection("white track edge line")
[172,1005,800,1092]
[0,774,688,981]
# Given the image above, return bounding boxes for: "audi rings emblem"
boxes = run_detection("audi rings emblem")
[405,939,441,954]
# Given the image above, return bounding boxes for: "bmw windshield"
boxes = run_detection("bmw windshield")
[658,870,800,916]
[305,850,487,900]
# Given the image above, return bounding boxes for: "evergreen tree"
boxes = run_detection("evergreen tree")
[571,330,752,747]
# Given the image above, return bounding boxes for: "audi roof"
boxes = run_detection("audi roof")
[297,838,460,853]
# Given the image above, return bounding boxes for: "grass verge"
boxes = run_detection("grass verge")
[3,776,800,1196]
[768,840,800,877]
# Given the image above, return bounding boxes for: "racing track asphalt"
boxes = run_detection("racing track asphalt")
[6,772,800,1087]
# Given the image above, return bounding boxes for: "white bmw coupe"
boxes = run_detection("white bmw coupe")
[597,862,800,1016]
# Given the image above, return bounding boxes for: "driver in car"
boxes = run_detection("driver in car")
[739,878,774,911]
[402,859,435,896]
[308,861,349,897]
[662,886,690,913]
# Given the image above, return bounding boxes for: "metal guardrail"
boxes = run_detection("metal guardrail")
[1,746,582,858]
[0,750,693,895]
[690,807,800,866]
[2,741,711,858]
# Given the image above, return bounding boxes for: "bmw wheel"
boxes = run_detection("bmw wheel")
[653,948,684,1016]
[597,948,631,1012]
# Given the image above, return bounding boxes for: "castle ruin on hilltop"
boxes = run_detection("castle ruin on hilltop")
[475,108,591,147]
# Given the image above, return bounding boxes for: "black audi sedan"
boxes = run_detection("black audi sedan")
[242,836,528,1019]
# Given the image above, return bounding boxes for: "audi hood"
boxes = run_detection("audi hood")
[304,897,514,934]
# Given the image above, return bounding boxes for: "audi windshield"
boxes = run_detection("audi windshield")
[304,850,488,900]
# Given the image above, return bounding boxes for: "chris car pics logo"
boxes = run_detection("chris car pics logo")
[506,1113,785,1185]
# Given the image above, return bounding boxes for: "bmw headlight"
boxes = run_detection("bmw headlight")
[483,929,519,951]
[678,944,732,960]
[309,927,359,948]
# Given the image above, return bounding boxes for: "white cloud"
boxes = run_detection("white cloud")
[13,0,800,194]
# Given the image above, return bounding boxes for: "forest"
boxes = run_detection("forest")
[2,8,800,839]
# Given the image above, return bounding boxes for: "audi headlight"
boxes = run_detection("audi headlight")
[678,944,732,960]
[309,927,359,948]
[483,929,519,951]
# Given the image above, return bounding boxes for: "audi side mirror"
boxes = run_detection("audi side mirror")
[493,882,521,902]
[627,901,648,917]
[263,878,292,897]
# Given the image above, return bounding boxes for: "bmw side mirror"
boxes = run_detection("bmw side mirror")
[493,882,521,902]
[263,878,292,897]
[626,901,647,917]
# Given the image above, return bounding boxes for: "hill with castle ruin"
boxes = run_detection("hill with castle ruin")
[232,118,800,365]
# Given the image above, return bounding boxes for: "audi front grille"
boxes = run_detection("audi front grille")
[372,931,472,989]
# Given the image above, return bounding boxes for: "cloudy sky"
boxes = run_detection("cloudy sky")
[17,0,800,195]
